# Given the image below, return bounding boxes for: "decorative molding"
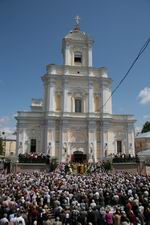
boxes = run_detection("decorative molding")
[69,129,87,143]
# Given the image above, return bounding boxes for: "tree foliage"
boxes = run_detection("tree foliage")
[141,121,150,133]
[49,157,58,172]
[0,138,4,156]
[103,160,112,171]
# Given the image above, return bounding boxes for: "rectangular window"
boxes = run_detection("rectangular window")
[30,139,36,153]
[75,99,82,112]
[56,95,61,111]
[74,56,82,63]
[74,52,82,63]
[117,140,122,154]
[94,96,100,112]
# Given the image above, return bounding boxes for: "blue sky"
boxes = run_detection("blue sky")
[0,0,150,134]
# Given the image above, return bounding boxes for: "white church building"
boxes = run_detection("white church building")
[16,18,136,162]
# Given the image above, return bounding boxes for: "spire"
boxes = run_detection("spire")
[74,15,80,31]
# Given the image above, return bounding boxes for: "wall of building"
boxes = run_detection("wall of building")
[135,137,150,153]
[5,140,16,157]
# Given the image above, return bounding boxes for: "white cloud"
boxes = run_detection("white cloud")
[0,116,10,126]
[143,115,150,120]
[0,116,16,135]
[135,126,142,134]
[138,87,150,105]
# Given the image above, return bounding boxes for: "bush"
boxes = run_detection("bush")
[49,157,58,172]
[103,160,112,171]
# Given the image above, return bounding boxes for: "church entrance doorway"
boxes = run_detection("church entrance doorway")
[117,140,122,154]
[71,151,87,163]
[30,139,36,153]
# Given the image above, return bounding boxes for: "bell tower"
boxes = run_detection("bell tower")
[62,16,94,67]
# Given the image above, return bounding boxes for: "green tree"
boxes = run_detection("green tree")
[49,157,58,172]
[141,121,150,133]
[0,137,4,155]
[103,160,112,171]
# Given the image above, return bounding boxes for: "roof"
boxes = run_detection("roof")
[135,131,150,139]
[5,133,16,141]
[64,29,93,42]
[0,131,16,141]
[138,149,150,157]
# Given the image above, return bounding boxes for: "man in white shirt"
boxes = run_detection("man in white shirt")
[0,214,9,225]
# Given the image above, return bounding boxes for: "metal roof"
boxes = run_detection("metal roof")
[136,131,150,139]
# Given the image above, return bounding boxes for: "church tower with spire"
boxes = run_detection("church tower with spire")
[62,16,94,67]
[16,17,136,162]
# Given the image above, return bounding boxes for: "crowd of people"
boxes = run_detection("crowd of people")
[0,163,150,225]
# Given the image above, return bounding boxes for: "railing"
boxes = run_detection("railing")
[112,155,139,163]
[18,154,50,164]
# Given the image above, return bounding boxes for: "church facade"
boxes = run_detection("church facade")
[16,19,136,162]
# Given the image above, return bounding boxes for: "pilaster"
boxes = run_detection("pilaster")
[49,79,56,111]
[64,45,71,65]
[63,79,69,112]
[127,124,135,156]
[88,80,94,113]
[88,121,97,162]
[88,45,93,66]
[101,121,110,158]
[43,120,56,157]
[60,120,68,162]
[100,79,112,114]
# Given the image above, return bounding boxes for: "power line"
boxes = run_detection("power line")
[102,37,150,110]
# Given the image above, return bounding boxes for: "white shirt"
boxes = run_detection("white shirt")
[16,216,26,225]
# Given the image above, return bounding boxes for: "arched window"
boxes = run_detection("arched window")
[75,98,82,112]
[74,51,82,63]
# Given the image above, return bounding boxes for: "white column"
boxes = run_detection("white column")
[127,126,135,156]
[41,124,47,154]
[101,122,109,159]
[103,131,108,157]
[73,97,75,112]
[126,127,129,155]
[61,130,66,162]
[88,47,93,67]
[49,79,56,112]
[131,130,135,156]
[88,121,97,162]
[100,80,112,114]
[65,46,70,65]
[89,81,94,113]
[83,96,86,113]
[24,129,29,154]
[45,120,55,157]
[60,121,68,162]
[44,83,49,111]
[16,129,20,156]
[63,80,68,112]
[50,127,55,157]
[71,97,73,112]
[16,126,23,155]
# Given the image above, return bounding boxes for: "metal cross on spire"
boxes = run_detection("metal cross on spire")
[74,15,80,25]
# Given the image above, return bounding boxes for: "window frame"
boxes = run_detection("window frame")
[74,51,82,63]
[75,98,82,113]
